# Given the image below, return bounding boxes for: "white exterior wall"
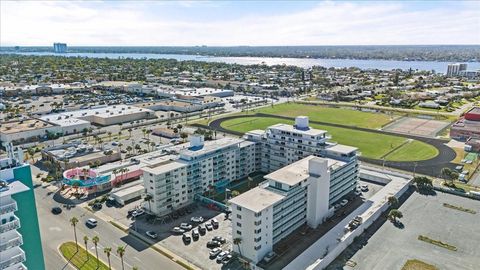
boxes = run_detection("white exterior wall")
[231,204,274,264]
[306,158,331,228]
[0,126,62,144]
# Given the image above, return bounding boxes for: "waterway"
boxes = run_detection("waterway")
[5,51,480,73]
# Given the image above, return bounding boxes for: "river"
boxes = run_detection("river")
[5,51,480,73]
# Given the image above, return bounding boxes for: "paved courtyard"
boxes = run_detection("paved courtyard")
[328,191,480,270]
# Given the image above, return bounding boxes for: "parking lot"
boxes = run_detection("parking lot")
[327,191,480,270]
[98,201,243,270]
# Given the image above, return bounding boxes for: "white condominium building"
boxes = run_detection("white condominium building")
[230,155,359,264]
[143,135,257,216]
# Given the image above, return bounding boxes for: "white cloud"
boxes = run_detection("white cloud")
[1,1,479,46]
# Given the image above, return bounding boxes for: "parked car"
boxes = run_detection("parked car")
[191,216,204,223]
[221,254,233,264]
[340,199,349,207]
[205,223,213,231]
[106,197,116,207]
[92,203,102,210]
[182,233,191,243]
[51,206,62,215]
[206,241,221,248]
[216,251,230,262]
[192,228,199,239]
[198,225,206,234]
[263,252,276,263]
[209,248,222,258]
[212,236,226,244]
[180,223,192,231]
[145,231,157,239]
[86,218,98,228]
[360,185,369,192]
[132,209,145,218]
[211,218,219,228]
[171,227,186,234]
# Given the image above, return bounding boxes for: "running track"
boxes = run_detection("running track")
[193,113,457,177]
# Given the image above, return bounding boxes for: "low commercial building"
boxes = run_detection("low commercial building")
[42,143,121,169]
[0,118,61,145]
[157,87,234,98]
[229,155,358,264]
[41,104,155,126]
[450,107,480,140]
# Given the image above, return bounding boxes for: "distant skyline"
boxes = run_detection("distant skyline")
[1,1,479,46]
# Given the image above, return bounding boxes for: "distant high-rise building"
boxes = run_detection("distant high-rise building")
[0,144,45,270]
[447,63,467,76]
[53,43,67,53]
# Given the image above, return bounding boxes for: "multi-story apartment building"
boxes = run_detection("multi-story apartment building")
[0,145,45,270]
[244,116,357,173]
[446,63,467,76]
[53,42,67,53]
[230,154,359,264]
[143,136,257,216]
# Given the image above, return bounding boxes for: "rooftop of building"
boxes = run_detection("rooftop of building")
[245,130,266,136]
[40,104,153,124]
[0,118,54,134]
[178,137,244,158]
[264,155,347,186]
[228,186,285,213]
[268,123,328,136]
[0,177,29,198]
[142,160,187,175]
[326,144,358,155]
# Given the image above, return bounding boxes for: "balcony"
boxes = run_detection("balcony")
[0,199,17,215]
[0,216,20,234]
[3,262,27,270]
[0,246,26,269]
[0,230,23,252]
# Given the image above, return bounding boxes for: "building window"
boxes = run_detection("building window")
[237,222,242,227]
[254,237,262,242]
[236,206,242,211]
[237,230,242,235]
[254,212,262,217]
[254,220,262,226]
[237,214,242,219]
[254,245,262,250]
[255,228,262,234]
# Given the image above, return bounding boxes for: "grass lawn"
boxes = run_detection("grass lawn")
[221,116,438,161]
[384,140,439,162]
[402,259,438,270]
[251,103,393,129]
[59,242,110,270]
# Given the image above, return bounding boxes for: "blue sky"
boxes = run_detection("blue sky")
[1,1,479,46]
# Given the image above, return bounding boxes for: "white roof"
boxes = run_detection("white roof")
[0,180,29,198]
[229,187,284,213]
[268,123,327,136]
[326,144,358,155]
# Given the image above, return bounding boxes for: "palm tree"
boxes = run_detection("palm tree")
[387,196,398,208]
[144,194,153,212]
[132,267,139,270]
[233,237,243,256]
[388,209,403,223]
[70,217,79,251]
[117,246,126,270]
[128,128,133,138]
[126,146,133,155]
[83,235,89,260]
[104,247,112,270]
[27,147,36,163]
[92,236,100,267]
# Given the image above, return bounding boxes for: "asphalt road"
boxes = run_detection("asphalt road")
[34,184,183,270]
[200,113,457,177]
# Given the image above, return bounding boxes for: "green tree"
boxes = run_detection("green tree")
[387,196,398,208]
[388,209,403,223]
[70,217,79,251]
[233,237,243,256]
[92,235,100,268]
[83,235,89,259]
[144,194,153,212]
[117,246,126,270]
[104,247,112,270]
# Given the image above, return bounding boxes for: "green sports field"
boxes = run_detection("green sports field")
[250,103,394,129]
[220,117,438,161]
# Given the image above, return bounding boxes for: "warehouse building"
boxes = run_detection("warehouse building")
[450,107,480,140]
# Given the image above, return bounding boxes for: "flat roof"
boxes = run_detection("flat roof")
[0,180,29,198]
[268,123,327,136]
[265,156,347,185]
[245,130,265,136]
[179,137,243,158]
[142,160,187,175]
[0,119,54,134]
[229,187,285,213]
[326,144,358,154]
[112,184,144,197]
[41,105,152,123]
